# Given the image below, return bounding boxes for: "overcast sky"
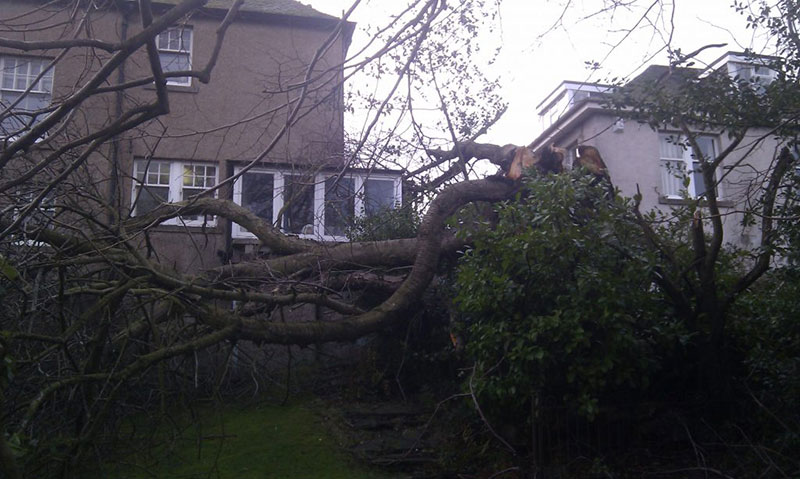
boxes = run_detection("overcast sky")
[305,0,770,145]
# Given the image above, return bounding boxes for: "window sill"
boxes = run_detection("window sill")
[144,82,198,93]
[232,232,349,243]
[231,236,261,245]
[142,223,222,234]
[658,196,734,208]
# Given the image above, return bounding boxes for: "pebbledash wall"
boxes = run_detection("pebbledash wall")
[530,55,787,249]
[1,0,403,273]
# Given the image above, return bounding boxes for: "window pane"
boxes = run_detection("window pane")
[134,185,168,215]
[324,176,354,237]
[183,166,216,223]
[180,28,192,51]
[160,52,191,72]
[693,136,716,161]
[40,72,52,93]
[0,115,24,135]
[168,29,180,50]
[180,164,217,222]
[139,161,170,185]
[19,91,49,112]
[690,137,717,198]
[28,59,41,77]
[13,59,27,89]
[364,179,395,216]
[180,188,215,222]
[1,90,25,134]
[242,172,274,224]
[1,59,13,89]
[692,161,707,197]
[159,51,191,85]
[181,164,215,188]
[659,134,684,159]
[660,159,686,198]
[283,175,315,234]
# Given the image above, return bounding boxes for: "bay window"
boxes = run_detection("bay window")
[132,159,217,226]
[232,168,402,241]
[659,133,720,200]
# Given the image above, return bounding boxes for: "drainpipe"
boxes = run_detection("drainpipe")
[108,0,130,226]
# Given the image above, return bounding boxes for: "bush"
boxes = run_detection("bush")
[732,267,800,450]
[453,172,683,422]
[347,205,420,241]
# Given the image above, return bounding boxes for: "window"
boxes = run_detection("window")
[157,26,192,86]
[659,133,720,199]
[12,191,59,246]
[132,159,217,226]
[283,174,316,235]
[240,171,275,224]
[1,55,54,137]
[232,168,402,241]
[324,176,354,237]
[730,62,776,88]
[363,178,396,216]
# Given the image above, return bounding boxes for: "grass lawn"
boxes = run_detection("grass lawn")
[86,400,393,479]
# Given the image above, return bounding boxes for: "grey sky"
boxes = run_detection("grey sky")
[305,0,769,145]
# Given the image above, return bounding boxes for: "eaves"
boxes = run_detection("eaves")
[118,0,356,48]
[529,100,612,152]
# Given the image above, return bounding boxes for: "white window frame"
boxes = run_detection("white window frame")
[0,55,54,137]
[156,26,193,87]
[659,133,722,200]
[232,167,402,242]
[131,159,218,227]
[729,61,776,87]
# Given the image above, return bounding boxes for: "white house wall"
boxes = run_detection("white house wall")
[550,112,785,249]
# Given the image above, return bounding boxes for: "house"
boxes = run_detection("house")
[0,0,403,272]
[529,52,787,248]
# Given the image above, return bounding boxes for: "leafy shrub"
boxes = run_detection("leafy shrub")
[453,172,681,420]
[732,267,800,450]
[347,205,420,241]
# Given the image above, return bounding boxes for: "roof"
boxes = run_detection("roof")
[622,64,700,93]
[536,80,612,111]
[149,0,339,21]
[703,51,782,75]
[531,66,700,151]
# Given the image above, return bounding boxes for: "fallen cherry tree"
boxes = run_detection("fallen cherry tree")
[0,143,547,476]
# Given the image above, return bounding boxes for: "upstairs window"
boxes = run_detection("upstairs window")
[729,62,776,89]
[0,55,54,137]
[157,26,192,86]
[659,133,720,200]
[132,159,217,226]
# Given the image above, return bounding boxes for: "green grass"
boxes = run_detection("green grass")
[87,401,392,479]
